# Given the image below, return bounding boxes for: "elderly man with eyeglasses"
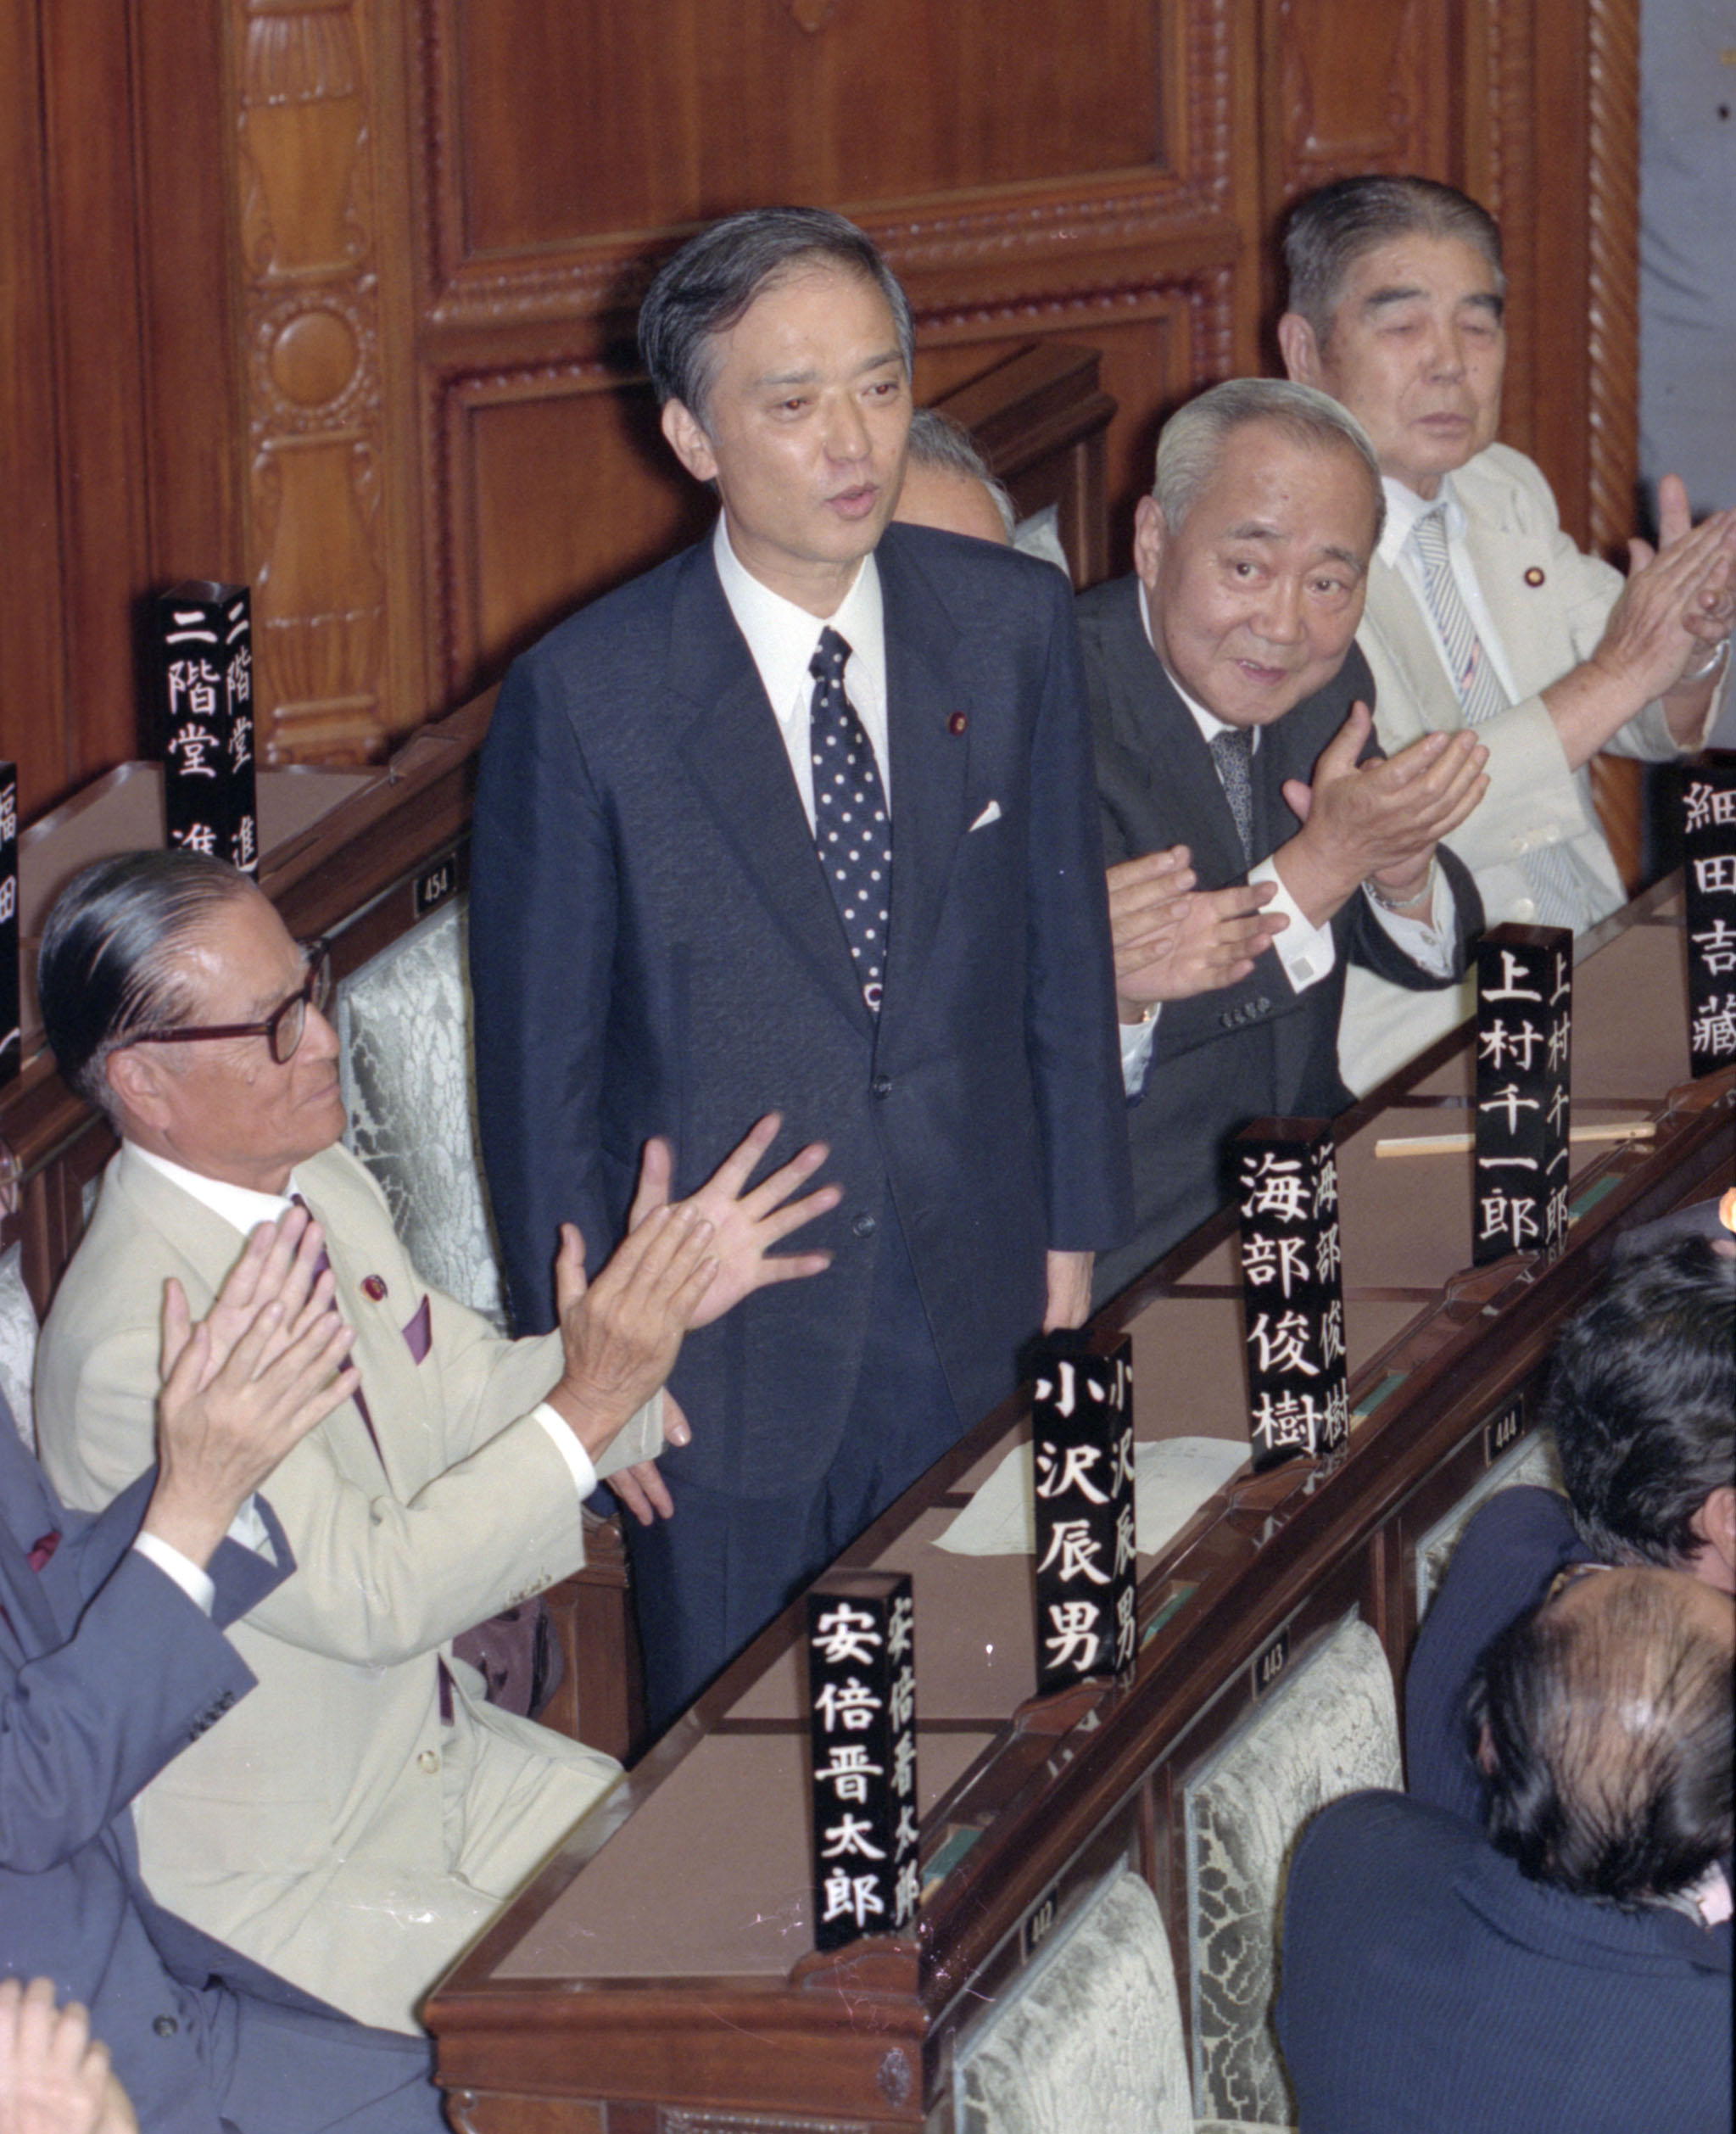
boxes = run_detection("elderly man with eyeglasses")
[31,852,839,2036]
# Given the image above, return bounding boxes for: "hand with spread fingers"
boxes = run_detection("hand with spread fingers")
[1277,701,1488,925]
[1544,477,1736,759]
[1108,846,1288,1017]
[627,1112,840,1329]
[0,1979,137,2134]
[142,1220,360,1571]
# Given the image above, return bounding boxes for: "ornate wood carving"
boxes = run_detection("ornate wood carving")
[1585,0,1644,893]
[1584,0,1640,561]
[1267,0,1447,205]
[1478,0,1538,462]
[235,0,390,763]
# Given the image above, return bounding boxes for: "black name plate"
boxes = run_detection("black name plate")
[1030,1334,1137,1696]
[1473,926,1571,1265]
[156,582,257,874]
[807,1570,918,1952]
[1683,766,1736,1077]
[0,763,17,1084]
[1234,1119,1348,1470]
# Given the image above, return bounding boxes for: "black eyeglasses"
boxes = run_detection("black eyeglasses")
[120,940,332,1066]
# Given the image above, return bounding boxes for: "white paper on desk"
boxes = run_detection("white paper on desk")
[936,1436,1248,1558]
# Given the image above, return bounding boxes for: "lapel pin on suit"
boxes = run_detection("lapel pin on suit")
[361,1274,388,1301]
[948,712,968,734]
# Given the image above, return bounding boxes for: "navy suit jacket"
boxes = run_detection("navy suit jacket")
[1078,573,1484,1290]
[0,1407,349,2132]
[1405,1485,1592,1824]
[1278,1791,1733,2133]
[471,522,1131,1498]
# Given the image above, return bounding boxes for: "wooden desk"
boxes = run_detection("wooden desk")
[424,880,1733,2133]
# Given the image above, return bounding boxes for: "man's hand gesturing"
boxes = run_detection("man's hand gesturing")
[545,1203,717,1468]
[1108,846,1287,1016]
[143,1213,360,1572]
[625,1113,840,1327]
[1275,702,1487,926]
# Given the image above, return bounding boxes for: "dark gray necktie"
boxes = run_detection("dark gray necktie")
[1210,726,1256,865]
[808,626,892,1013]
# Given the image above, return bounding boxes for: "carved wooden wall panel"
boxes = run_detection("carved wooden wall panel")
[0,0,1644,803]
[234,0,394,763]
[452,0,1167,252]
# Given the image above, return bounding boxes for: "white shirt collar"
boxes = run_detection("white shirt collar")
[127,1140,299,1237]
[1136,578,1257,751]
[1377,472,1467,569]
[711,514,885,732]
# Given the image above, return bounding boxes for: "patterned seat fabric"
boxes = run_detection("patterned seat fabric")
[335,898,509,1327]
[956,1870,1196,2134]
[1416,1428,1566,1616]
[1185,1614,1400,2125]
[0,1239,36,1447]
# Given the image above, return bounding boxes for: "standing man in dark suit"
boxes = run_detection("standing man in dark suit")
[470,208,1130,1728]
[1079,378,1488,1294]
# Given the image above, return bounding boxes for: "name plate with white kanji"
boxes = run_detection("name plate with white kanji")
[1233,1118,1348,1469]
[1030,1333,1137,1696]
[1473,925,1571,1264]
[807,1570,918,1952]
[1683,765,1736,1077]
[155,582,258,874]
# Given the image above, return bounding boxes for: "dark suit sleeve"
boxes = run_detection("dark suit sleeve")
[1,1500,285,1873]
[470,650,620,1334]
[1022,573,1134,1248]
[1345,835,1484,991]
[1404,1486,1588,1824]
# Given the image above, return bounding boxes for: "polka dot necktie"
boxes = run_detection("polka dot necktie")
[808,626,892,1013]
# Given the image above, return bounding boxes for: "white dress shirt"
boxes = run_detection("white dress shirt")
[1120,584,1457,1090]
[712,514,891,825]
[126,1143,599,1593]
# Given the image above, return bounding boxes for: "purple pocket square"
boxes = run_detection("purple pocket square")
[403,1294,433,1366]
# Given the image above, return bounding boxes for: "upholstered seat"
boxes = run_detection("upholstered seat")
[334,898,509,1327]
[1415,1427,1566,1617]
[954,1869,1294,2134]
[0,1239,36,1448]
[1183,1613,1400,2126]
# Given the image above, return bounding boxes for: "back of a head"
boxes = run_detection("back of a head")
[1547,1237,1736,1567]
[38,849,254,1114]
[638,205,915,426]
[1283,174,1504,340]
[1471,1567,1734,1907]
[896,408,1016,543]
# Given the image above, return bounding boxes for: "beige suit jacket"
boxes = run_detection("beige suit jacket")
[34,1139,661,2018]
[1340,443,1707,1092]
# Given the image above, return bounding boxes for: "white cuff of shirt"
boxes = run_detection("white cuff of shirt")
[131,1494,277,1616]
[1252,856,1336,994]
[1362,866,1460,978]
[131,1531,217,1616]
[1119,1010,1158,1095]
[533,1402,600,1502]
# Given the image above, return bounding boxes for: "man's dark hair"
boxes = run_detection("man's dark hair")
[1282,175,1505,340]
[1546,1237,1735,1567]
[638,206,915,425]
[38,850,255,1114]
[1470,1569,1733,1907]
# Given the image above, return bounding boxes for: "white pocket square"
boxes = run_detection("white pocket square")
[968,800,1002,831]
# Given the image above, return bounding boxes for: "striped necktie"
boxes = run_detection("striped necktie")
[1409,507,1583,929]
